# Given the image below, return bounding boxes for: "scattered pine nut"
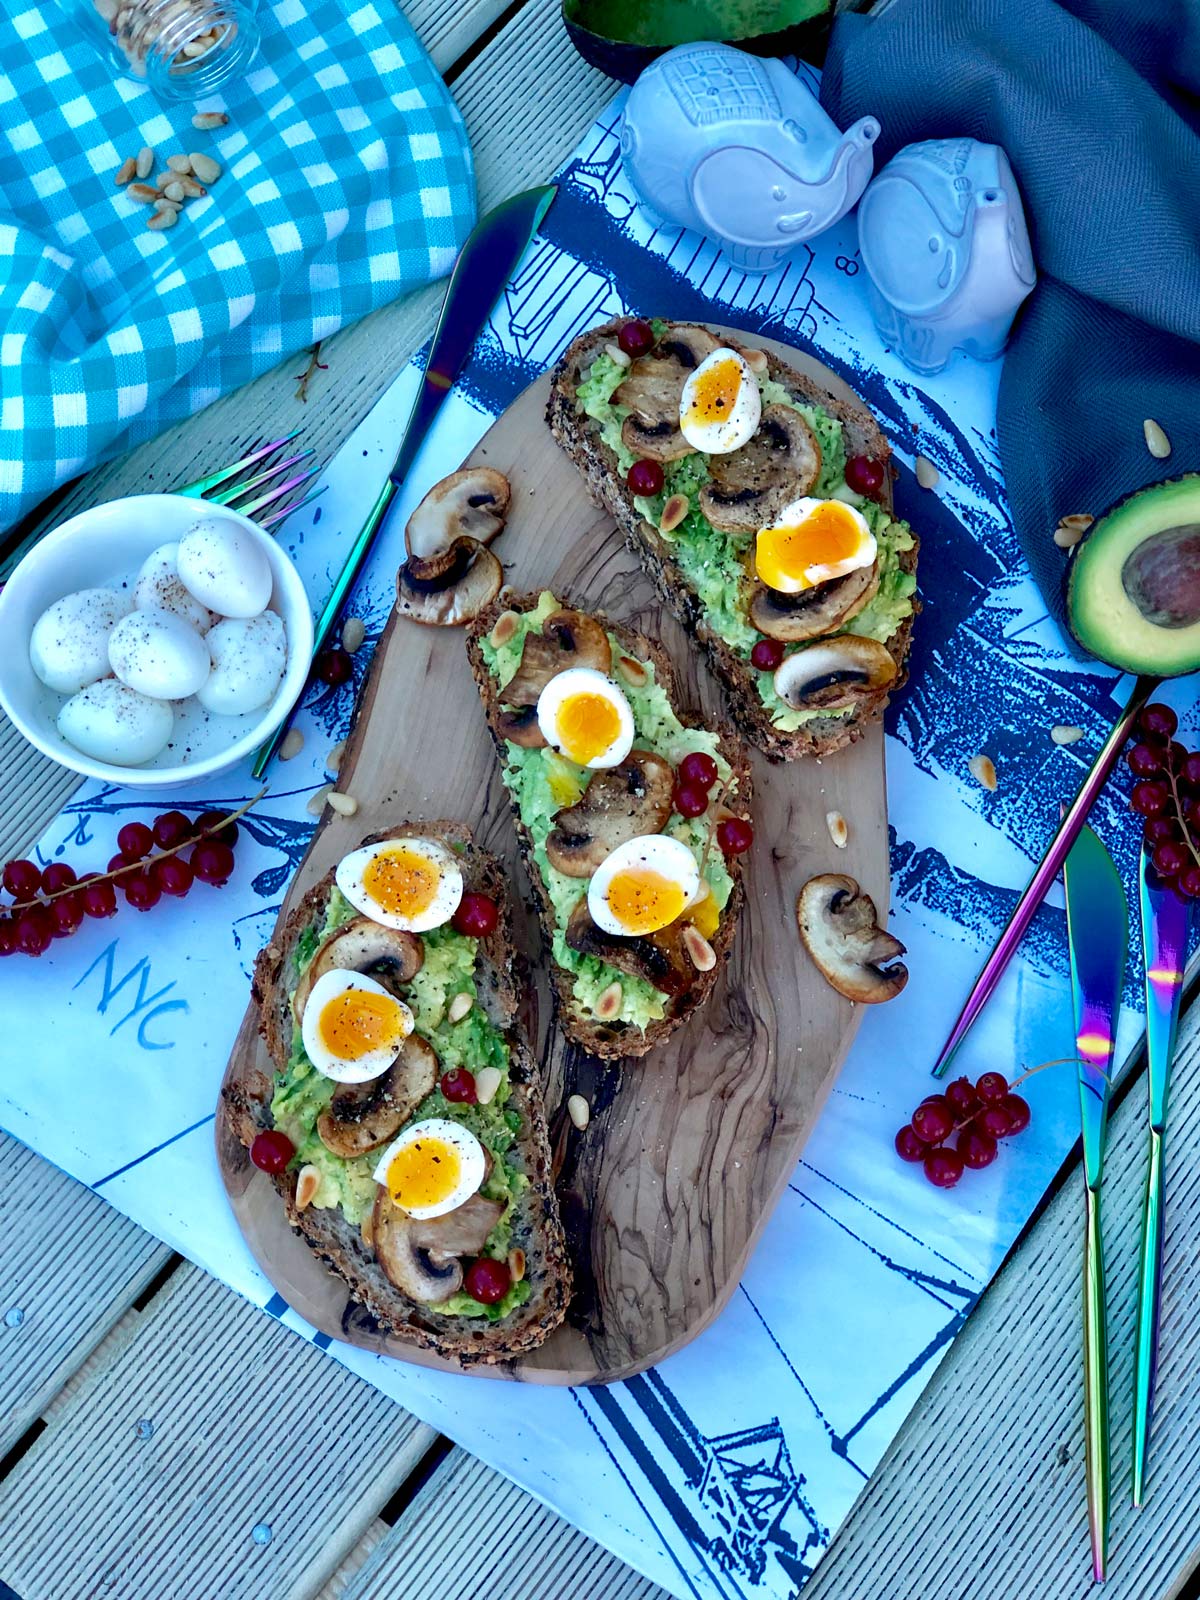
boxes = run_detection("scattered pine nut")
[278,727,305,762]
[326,791,358,817]
[326,739,345,774]
[448,992,474,1023]
[126,183,159,203]
[969,753,998,791]
[167,154,193,175]
[915,454,940,489]
[616,654,648,688]
[507,1248,526,1283]
[341,616,365,654]
[189,152,221,184]
[741,348,769,374]
[191,111,229,130]
[681,924,716,972]
[163,181,185,202]
[136,146,155,179]
[489,609,519,649]
[1144,418,1171,459]
[360,1212,374,1249]
[115,156,137,186]
[176,176,207,199]
[1053,513,1093,550]
[306,783,333,815]
[146,209,178,230]
[826,810,849,848]
[154,197,181,215]
[567,1093,590,1131]
[604,341,632,368]
[475,1066,503,1106]
[594,981,623,1020]
[1051,725,1084,745]
[659,493,689,533]
[295,1165,321,1209]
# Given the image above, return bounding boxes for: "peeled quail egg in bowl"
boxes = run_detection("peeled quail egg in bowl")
[0,495,313,787]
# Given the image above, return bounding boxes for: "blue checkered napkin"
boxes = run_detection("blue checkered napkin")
[0,0,476,532]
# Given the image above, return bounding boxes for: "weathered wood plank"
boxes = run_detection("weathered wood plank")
[0,1132,171,1455]
[807,997,1200,1600]
[340,1447,668,1600]
[0,1262,437,1600]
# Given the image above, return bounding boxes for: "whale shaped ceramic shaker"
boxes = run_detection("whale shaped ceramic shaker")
[857,138,1037,375]
[621,42,880,274]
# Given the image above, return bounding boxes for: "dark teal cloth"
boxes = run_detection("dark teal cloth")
[821,0,1200,651]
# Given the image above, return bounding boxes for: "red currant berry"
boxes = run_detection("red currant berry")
[40,862,77,894]
[192,840,236,887]
[153,810,192,849]
[451,892,499,938]
[717,817,754,856]
[440,1068,478,1104]
[975,1071,1009,1104]
[845,454,885,498]
[679,751,719,790]
[108,853,142,879]
[250,1130,295,1174]
[673,783,709,819]
[3,858,42,899]
[153,856,194,897]
[958,1128,998,1169]
[123,871,161,911]
[463,1256,511,1305]
[750,638,784,671]
[315,647,354,687]
[911,1095,954,1144]
[923,1147,965,1189]
[0,919,16,957]
[1139,703,1178,742]
[976,1104,1013,1140]
[1153,839,1189,879]
[1127,742,1164,779]
[51,893,84,936]
[81,876,118,919]
[627,458,665,498]
[117,821,154,860]
[1001,1093,1031,1135]
[16,905,53,955]
[617,318,654,358]
[1144,816,1180,847]
[894,1124,928,1162]
[944,1076,980,1119]
[1177,864,1200,900]
[194,810,239,848]
[1132,781,1170,819]
[1165,740,1188,772]
[1180,753,1200,790]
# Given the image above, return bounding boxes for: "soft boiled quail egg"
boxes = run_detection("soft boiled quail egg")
[587,835,701,939]
[197,612,287,716]
[372,1118,487,1219]
[30,587,131,695]
[57,678,174,766]
[755,497,877,594]
[536,667,634,769]
[176,515,273,618]
[107,606,211,700]
[335,837,464,933]
[134,543,217,635]
[679,347,762,454]
[300,968,415,1083]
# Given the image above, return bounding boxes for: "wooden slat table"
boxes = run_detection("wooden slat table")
[2,5,1198,1597]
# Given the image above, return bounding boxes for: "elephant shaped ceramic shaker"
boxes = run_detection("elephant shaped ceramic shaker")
[620,42,880,273]
[857,138,1037,375]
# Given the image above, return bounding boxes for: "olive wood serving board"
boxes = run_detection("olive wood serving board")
[217,332,892,1385]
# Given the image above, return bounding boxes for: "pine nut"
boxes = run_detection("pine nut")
[1053,513,1093,550]
[163,181,185,202]
[360,1212,374,1249]
[448,992,473,1023]
[616,654,648,688]
[191,111,229,130]
[915,454,940,489]
[969,753,998,791]
[567,1094,590,1131]
[1051,725,1084,745]
[115,156,137,186]
[659,493,689,533]
[326,740,345,774]
[326,791,358,818]
[741,348,769,374]
[507,1248,526,1283]
[341,616,365,654]
[489,609,519,649]
[295,1165,320,1209]
[681,924,716,972]
[146,209,178,230]
[826,810,848,848]
[166,154,193,174]
[126,183,159,203]
[594,981,623,1020]
[306,783,333,816]
[278,727,305,762]
[475,1067,502,1106]
[136,146,154,178]
[189,152,221,184]
[1144,418,1171,459]
[604,341,632,368]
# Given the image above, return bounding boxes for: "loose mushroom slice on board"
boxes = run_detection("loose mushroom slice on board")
[292,918,425,1023]
[564,897,691,997]
[396,466,510,627]
[772,635,898,714]
[796,874,908,1004]
[499,609,612,706]
[546,751,675,878]
[749,562,880,643]
[316,1034,439,1158]
[699,405,822,533]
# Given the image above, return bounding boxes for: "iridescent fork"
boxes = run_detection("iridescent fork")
[173,431,322,527]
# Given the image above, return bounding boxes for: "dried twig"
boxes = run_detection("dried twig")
[294,342,329,404]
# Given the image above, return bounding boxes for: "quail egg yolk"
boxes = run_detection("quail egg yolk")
[385,1135,462,1212]
[682,357,742,429]
[362,846,441,920]
[555,692,621,766]
[756,501,867,591]
[318,987,406,1062]
[604,867,689,936]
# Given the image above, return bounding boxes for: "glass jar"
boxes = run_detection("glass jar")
[62,0,260,101]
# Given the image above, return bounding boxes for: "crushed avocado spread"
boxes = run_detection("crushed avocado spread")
[480,590,737,1035]
[575,327,916,732]
[271,884,531,1323]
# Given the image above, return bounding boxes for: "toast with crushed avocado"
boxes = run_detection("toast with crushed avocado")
[224,822,571,1365]
[546,318,919,762]
[466,591,751,1060]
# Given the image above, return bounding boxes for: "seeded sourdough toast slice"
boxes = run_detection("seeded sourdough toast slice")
[466,594,752,1061]
[545,318,920,763]
[223,821,571,1365]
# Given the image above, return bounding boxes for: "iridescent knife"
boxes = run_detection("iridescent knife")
[1131,851,1189,1508]
[1063,823,1128,1584]
[253,184,557,777]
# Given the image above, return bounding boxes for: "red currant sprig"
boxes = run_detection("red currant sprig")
[1126,703,1200,899]
[894,1071,1032,1188]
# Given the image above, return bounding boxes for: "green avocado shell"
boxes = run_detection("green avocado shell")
[1067,474,1200,678]
[561,0,832,84]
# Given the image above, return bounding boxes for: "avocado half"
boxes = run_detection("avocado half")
[1067,475,1200,677]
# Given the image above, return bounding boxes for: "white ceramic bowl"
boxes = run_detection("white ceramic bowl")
[0,495,314,789]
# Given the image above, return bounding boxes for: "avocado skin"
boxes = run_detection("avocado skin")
[1067,474,1200,677]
